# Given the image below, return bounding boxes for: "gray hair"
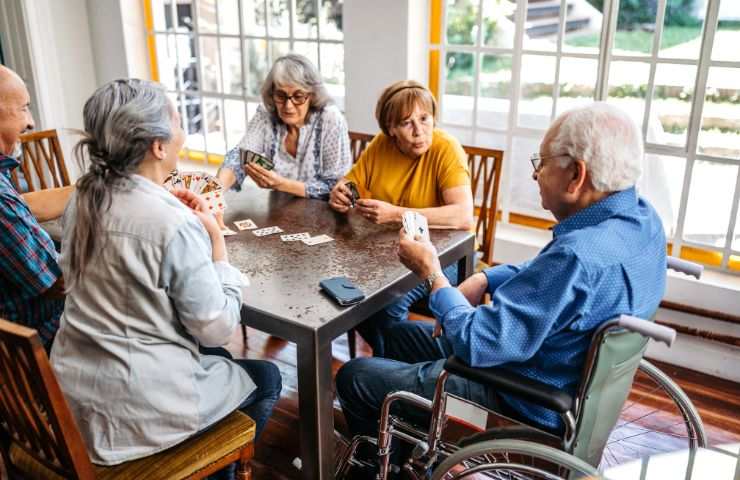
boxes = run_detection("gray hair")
[69,78,173,284]
[549,102,643,192]
[261,53,332,122]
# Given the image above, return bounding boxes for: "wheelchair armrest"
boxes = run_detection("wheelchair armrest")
[443,356,574,414]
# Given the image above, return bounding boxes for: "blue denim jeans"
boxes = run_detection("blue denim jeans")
[336,321,503,441]
[355,263,459,357]
[200,347,282,480]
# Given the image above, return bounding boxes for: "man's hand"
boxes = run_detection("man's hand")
[329,180,352,213]
[357,199,401,225]
[458,272,489,306]
[397,229,443,280]
[245,162,284,190]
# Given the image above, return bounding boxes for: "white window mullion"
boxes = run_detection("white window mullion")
[550,0,568,120]
[437,0,448,132]
[500,0,528,224]
[640,0,666,142]
[470,0,484,145]
[721,168,740,268]
[263,0,271,64]
[595,0,618,101]
[672,0,721,259]
[192,1,209,164]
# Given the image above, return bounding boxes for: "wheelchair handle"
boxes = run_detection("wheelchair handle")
[667,256,703,279]
[618,314,676,346]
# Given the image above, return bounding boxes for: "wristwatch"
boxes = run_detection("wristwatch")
[424,271,445,293]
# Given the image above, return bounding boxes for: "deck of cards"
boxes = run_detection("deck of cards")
[240,148,275,171]
[164,169,227,214]
[402,211,430,242]
[346,181,360,208]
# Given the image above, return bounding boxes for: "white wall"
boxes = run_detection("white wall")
[344,0,429,134]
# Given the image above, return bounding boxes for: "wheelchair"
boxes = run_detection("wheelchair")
[336,257,707,479]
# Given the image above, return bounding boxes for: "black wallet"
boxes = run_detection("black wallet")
[320,277,365,306]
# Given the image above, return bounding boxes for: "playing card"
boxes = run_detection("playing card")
[280,232,310,242]
[402,211,430,242]
[253,226,283,236]
[240,272,250,287]
[240,148,275,171]
[301,234,334,246]
[221,228,238,236]
[346,181,360,208]
[200,174,222,194]
[201,190,226,213]
[234,219,257,230]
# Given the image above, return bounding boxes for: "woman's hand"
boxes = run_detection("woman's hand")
[245,162,284,190]
[357,199,402,224]
[329,181,353,213]
[171,188,227,262]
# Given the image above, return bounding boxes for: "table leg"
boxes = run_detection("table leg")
[457,251,475,285]
[297,333,335,479]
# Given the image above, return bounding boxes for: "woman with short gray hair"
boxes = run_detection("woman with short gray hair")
[217,53,351,199]
[51,79,281,475]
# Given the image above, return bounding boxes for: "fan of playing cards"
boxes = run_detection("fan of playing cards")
[163,169,227,213]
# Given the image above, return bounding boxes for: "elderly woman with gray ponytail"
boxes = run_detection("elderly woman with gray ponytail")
[50,79,281,475]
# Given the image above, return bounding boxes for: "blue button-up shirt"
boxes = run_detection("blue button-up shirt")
[430,187,666,430]
[0,154,63,348]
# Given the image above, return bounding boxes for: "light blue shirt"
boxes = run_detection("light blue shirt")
[430,187,666,430]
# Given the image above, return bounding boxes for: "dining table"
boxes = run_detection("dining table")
[223,185,476,480]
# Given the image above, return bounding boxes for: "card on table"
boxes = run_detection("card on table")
[280,232,311,242]
[302,234,334,246]
[221,227,238,236]
[253,226,283,237]
[234,219,257,230]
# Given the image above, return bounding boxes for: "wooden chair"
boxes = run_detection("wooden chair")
[9,129,71,193]
[0,318,256,480]
[343,133,504,358]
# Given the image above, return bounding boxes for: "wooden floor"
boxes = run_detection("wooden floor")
[225,325,740,479]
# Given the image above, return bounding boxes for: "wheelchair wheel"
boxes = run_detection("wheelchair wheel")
[600,359,707,469]
[432,439,599,480]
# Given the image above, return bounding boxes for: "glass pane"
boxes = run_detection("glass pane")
[509,135,552,220]
[245,39,268,97]
[712,18,740,62]
[221,38,242,96]
[446,0,478,46]
[199,36,222,92]
[175,1,194,32]
[178,35,198,92]
[555,56,597,116]
[610,0,658,56]
[518,54,556,130]
[243,0,267,36]
[442,126,473,146]
[151,0,173,31]
[155,34,177,91]
[477,54,511,131]
[320,0,343,40]
[203,97,226,155]
[562,0,604,55]
[195,0,216,33]
[224,100,247,149]
[683,161,737,248]
[183,94,205,151]
[523,0,559,51]
[294,41,320,70]
[294,0,318,38]
[698,67,740,160]
[476,131,506,150]
[247,101,260,122]
[637,154,686,238]
[268,0,290,38]
[443,51,475,126]
[649,63,696,148]
[217,0,240,35]
[658,3,705,60]
[607,61,651,131]
[270,40,290,64]
[319,43,344,87]
[482,1,515,48]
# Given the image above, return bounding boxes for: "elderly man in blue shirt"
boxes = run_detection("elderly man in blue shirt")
[336,103,667,449]
[0,65,73,350]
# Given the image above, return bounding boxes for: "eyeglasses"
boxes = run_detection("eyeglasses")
[273,90,310,106]
[530,152,571,172]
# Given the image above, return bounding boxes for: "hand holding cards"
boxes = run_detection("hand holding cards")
[345,181,360,208]
[240,148,275,171]
[164,169,226,214]
[402,211,430,242]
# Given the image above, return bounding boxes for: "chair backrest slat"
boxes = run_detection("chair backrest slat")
[0,319,96,479]
[348,131,375,164]
[15,129,70,193]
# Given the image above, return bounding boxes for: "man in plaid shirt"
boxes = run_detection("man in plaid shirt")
[0,65,72,350]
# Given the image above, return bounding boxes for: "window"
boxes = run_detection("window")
[430,0,740,272]
[145,0,344,163]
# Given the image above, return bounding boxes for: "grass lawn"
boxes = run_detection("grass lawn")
[565,26,702,54]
